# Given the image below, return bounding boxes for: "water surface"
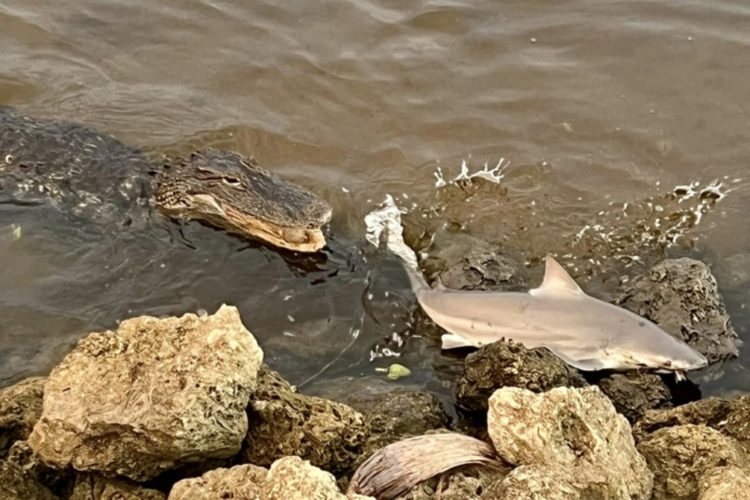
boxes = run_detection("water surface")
[0,0,748,398]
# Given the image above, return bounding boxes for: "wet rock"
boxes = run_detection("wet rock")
[28,305,263,481]
[0,377,45,457]
[596,372,672,423]
[456,340,586,412]
[335,383,449,451]
[637,424,749,500]
[243,366,368,475]
[168,464,267,500]
[617,258,740,363]
[487,386,652,499]
[70,475,166,500]
[698,466,750,500]
[634,396,750,454]
[0,460,57,500]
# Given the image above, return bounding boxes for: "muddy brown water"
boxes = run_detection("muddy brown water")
[0,1,748,401]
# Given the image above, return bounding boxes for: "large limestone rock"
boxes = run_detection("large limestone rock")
[596,372,672,423]
[634,396,750,454]
[243,366,368,474]
[637,424,749,500]
[617,258,740,363]
[168,458,373,500]
[487,386,652,499]
[0,377,46,457]
[28,305,263,481]
[456,341,585,412]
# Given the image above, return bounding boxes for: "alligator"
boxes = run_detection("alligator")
[0,106,332,252]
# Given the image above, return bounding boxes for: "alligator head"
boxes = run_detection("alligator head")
[154,149,332,252]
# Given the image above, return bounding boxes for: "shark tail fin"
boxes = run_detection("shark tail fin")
[364,195,429,292]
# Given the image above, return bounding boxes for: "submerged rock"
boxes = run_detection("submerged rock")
[617,258,740,363]
[28,305,263,481]
[0,460,57,500]
[70,475,166,500]
[487,386,652,499]
[435,250,520,291]
[243,366,368,475]
[596,372,672,423]
[0,377,46,457]
[456,340,586,412]
[168,464,267,500]
[637,424,749,500]
[634,396,750,454]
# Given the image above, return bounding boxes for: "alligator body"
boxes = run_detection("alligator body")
[0,107,331,252]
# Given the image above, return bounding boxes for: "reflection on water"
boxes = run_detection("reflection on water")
[0,0,748,397]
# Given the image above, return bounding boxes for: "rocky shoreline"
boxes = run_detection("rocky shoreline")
[0,257,746,499]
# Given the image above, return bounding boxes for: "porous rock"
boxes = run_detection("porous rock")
[0,459,57,500]
[0,377,46,457]
[169,458,373,500]
[70,475,166,500]
[487,386,652,499]
[596,372,672,423]
[28,305,263,481]
[634,396,750,454]
[698,465,750,500]
[456,340,586,412]
[637,424,749,500]
[486,465,608,500]
[168,464,266,500]
[7,440,72,494]
[399,466,506,500]
[243,366,368,474]
[617,258,740,363]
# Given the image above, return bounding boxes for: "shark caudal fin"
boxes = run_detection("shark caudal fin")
[365,195,429,291]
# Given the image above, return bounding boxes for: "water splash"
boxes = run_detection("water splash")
[434,158,509,188]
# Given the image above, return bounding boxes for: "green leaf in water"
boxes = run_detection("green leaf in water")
[386,363,411,380]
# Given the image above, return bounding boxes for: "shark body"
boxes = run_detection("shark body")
[365,195,708,375]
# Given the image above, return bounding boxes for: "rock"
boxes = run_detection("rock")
[634,396,750,454]
[617,258,740,363]
[28,305,263,481]
[487,386,652,499]
[168,464,266,500]
[265,456,372,500]
[486,465,609,500]
[637,424,749,500]
[70,475,166,500]
[698,466,750,500]
[596,372,672,423]
[338,385,449,452]
[399,466,506,500]
[243,366,368,474]
[456,341,586,412]
[7,440,72,494]
[0,377,45,457]
[0,460,57,500]
[418,233,523,291]
[169,458,373,500]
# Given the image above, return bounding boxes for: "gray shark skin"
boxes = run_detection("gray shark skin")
[364,195,708,375]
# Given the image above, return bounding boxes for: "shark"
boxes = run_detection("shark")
[364,195,708,376]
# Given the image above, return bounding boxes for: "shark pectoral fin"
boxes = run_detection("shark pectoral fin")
[441,334,478,350]
[544,347,610,372]
[529,255,584,297]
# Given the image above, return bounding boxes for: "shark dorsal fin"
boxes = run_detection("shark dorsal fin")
[529,255,583,296]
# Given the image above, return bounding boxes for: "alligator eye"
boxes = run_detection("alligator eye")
[223,177,241,186]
